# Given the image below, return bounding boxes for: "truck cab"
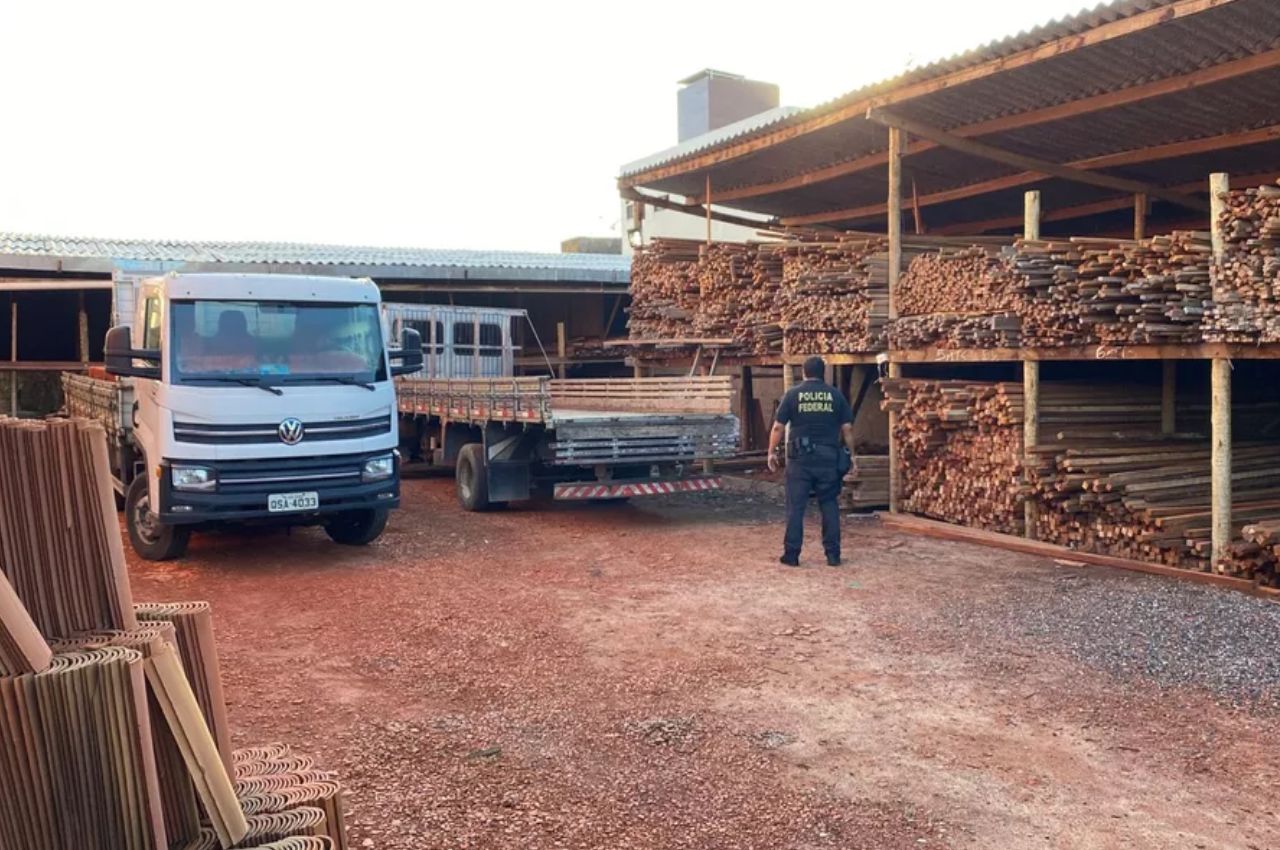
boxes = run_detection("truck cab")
[102,273,421,559]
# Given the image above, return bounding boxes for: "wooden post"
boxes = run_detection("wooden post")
[77,291,89,363]
[1023,190,1041,240]
[705,174,713,244]
[632,360,644,379]
[887,127,905,513]
[739,365,755,450]
[1161,360,1176,434]
[1210,173,1229,258]
[556,321,566,380]
[9,300,16,416]
[1133,193,1148,240]
[1209,172,1231,568]
[1211,358,1232,567]
[1023,360,1039,540]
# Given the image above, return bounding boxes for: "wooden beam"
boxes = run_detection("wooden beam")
[777,120,1280,226]
[887,126,905,514]
[618,187,776,231]
[705,174,713,243]
[1211,357,1232,566]
[1023,190,1041,240]
[556,321,567,379]
[932,169,1280,235]
[1210,171,1230,257]
[1023,360,1039,539]
[621,0,1235,188]
[865,107,1207,210]
[1134,192,1149,239]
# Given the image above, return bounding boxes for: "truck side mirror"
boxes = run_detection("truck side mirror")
[390,327,423,377]
[104,325,162,380]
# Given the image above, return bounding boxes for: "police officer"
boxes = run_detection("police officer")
[767,356,855,567]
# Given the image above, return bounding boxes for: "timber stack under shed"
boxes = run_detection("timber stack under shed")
[619,0,1280,591]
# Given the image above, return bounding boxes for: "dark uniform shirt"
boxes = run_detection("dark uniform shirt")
[775,378,853,451]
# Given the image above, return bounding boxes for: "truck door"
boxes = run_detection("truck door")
[134,286,165,504]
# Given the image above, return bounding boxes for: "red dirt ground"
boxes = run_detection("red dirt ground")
[125,477,1280,850]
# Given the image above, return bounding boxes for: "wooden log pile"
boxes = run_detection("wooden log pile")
[1218,521,1280,585]
[627,238,702,341]
[695,241,784,355]
[0,417,352,849]
[1028,439,1280,577]
[1021,233,1213,346]
[1206,183,1280,343]
[889,245,1022,349]
[880,379,1027,534]
[779,236,892,355]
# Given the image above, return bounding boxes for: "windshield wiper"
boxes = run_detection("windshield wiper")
[194,377,283,396]
[286,376,377,392]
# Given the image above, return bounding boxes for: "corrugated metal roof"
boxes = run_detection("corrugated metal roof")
[620,0,1177,180]
[618,0,1280,235]
[619,106,806,178]
[0,233,631,284]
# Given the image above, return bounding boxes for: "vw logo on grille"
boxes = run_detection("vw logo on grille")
[277,417,305,445]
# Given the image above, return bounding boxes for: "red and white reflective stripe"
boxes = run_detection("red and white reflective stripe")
[554,477,722,500]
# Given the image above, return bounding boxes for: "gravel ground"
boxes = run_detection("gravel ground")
[123,479,1280,850]
[943,567,1280,711]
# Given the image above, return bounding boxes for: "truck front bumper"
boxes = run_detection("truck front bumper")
[157,451,400,524]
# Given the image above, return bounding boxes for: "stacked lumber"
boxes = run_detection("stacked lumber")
[1027,440,1280,576]
[841,454,888,510]
[779,236,891,355]
[1207,183,1280,342]
[889,312,1021,349]
[0,417,353,849]
[627,239,701,341]
[888,244,1022,349]
[880,379,1026,534]
[1023,233,1213,346]
[1218,521,1280,585]
[695,241,784,355]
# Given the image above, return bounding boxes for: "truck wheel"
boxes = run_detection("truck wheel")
[324,509,389,546]
[457,443,504,511]
[125,475,191,561]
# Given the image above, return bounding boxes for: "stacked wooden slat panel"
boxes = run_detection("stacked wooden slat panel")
[51,624,203,848]
[0,415,353,849]
[0,418,137,638]
[135,601,233,775]
[234,745,349,850]
[1207,183,1280,342]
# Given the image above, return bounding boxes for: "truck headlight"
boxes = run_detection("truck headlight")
[171,465,216,492]
[361,454,394,482]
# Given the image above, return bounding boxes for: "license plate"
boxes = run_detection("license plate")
[267,491,319,513]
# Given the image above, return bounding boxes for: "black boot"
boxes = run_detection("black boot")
[779,551,800,567]
[826,553,842,567]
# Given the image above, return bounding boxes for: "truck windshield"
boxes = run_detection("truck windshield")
[171,300,387,384]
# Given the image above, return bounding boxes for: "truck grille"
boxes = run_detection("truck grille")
[172,415,391,445]
[213,453,368,494]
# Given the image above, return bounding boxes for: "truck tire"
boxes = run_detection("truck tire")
[457,443,504,511]
[324,509,389,546]
[125,475,191,561]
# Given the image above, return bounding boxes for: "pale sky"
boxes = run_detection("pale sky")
[1,0,1090,252]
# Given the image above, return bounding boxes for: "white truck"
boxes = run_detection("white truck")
[388,303,738,509]
[62,272,422,560]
